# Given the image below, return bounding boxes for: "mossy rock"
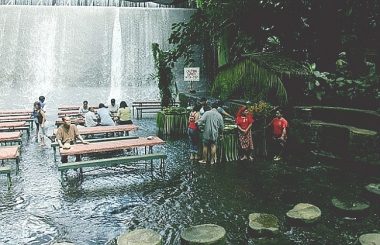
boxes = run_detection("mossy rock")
[358,233,380,245]
[248,213,279,238]
[117,229,162,245]
[363,183,380,203]
[331,198,370,217]
[181,224,226,245]
[286,203,321,226]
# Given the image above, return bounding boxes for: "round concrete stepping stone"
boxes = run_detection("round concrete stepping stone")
[286,203,321,225]
[248,213,279,237]
[358,233,380,245]
[364,183,380,202]
[331,198,370,217]
[181,224,226,245]
[117,229,162,245]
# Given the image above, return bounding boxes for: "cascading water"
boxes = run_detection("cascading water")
[0,6,197,109]
[108,8,123,103]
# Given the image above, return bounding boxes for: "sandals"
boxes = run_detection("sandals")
[249,156,254,161]
[198,160,207,164]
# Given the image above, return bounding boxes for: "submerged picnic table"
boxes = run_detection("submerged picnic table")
[60,137,165,156]
[58,105,100,111]
[53,124,138,137]
[132,100,180,119]
[0,121,30,138]
[0,109,33,115]
[0,132,22,145]
[55,117,85,127]
[0,145,20,174]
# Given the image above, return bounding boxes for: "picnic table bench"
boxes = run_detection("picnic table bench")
[0,115,34,129]
[53,124,138,138]
[51,135,139,161]
[132,101,179,119]
[57,110,85,117]
[58,153,167,181]
[0,121,30,139]
[0,132,22,146]
[0,145,20,175]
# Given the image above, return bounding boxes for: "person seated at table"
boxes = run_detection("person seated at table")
[117,101,133,125]
[56,116,89,163]
[79,100,89,116]
[107,98,119,113]
[217,100,234,120]
[84,107,98,127]
[97,103,115,126]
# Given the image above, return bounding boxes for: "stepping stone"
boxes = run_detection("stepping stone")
[248,213,279,237]
[358,233,380,245]
[286,203,321,225]
[331,198,370,217]
[364,183,380,203]
[118,229,162,245]
[181,224,226,245]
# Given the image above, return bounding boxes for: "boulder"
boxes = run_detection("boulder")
[358,233,380,245]
[117,229,162,245]
[181,224,226,245]
[364,183,380,203]
[286,203,321,225]
[248,213,279,237]
[331,198,370,217]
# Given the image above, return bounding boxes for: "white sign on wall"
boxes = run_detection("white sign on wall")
[184,67,200,81]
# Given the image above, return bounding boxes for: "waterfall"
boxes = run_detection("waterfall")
[108,8,123,103]
[0,6,198,109]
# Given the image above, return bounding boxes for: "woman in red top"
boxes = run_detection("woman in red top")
[188,104,202,160]
[235,106,255,161]
[267,109,288,161]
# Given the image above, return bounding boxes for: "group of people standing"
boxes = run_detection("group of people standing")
[187,97,288,164]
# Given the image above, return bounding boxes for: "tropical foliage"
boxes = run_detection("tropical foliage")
[151,43,176,107]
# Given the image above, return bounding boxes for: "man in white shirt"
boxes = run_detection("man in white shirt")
[84,107,98,127]
[108,98,119,113]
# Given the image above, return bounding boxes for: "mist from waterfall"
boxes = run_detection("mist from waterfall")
[0,6,197,110]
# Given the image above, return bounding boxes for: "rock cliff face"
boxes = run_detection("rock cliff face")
[291,106,380,166]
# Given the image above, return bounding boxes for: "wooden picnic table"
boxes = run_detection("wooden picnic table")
[58,105,100,111]
[55,118,85,127]
[0,115,32,121]
[0,121,26,129]
[57,110,86,117]
[0,146,20,174]
[132,100,179,119]
[0,132,22,145]
[0,110,33,115]
[53,124,138,136]
[59,137,165,156]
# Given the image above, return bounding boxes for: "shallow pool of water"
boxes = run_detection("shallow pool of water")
[0,115,379,245]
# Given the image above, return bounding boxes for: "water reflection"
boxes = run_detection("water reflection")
[0,116,379,244]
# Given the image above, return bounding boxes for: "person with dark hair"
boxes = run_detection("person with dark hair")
[97,103,115,126]
[33,101,40,140]
[117,101,132,125]
[196,102,224,164]
[267,109,289,161]
[217,100,234,119]
[235,106,254,161]
[84,107,98,127]
[188,104,202,160]
[38,95,46,111]
[79,100,89,115]
[199,97,210,118]
[35,102,48,147]
[56,116,88,163]
[108,98,119,113]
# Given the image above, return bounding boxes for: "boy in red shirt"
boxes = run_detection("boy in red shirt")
[267,109,288,161]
